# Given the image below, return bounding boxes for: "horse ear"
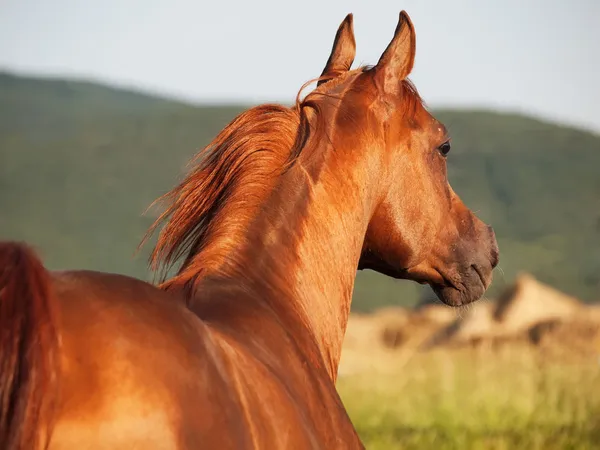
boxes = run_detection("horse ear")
[318,13,356,86]
[373,11,416,94]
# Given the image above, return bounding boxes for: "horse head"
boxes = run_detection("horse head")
[313,12,499,307]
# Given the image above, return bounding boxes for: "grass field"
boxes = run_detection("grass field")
[337,345,600,449]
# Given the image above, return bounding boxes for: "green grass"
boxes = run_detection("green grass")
[337,347,600,449]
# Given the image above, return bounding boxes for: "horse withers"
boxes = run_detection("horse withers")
[0,11,498,450]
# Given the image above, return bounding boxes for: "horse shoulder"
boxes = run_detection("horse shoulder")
[47,270,219,449]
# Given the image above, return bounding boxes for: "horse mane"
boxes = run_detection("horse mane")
[142,101,311,289]
[142,71,424,292]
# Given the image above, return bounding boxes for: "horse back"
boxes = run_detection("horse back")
[46,271,362,449]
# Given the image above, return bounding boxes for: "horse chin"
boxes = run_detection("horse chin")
[360,264,488,309]
[430,283,485,307]
[429,264,491,307]
[359,255,491,308]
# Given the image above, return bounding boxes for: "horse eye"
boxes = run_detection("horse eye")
[438,141,451,157]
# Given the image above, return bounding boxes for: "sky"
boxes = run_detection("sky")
[1,0,599,132]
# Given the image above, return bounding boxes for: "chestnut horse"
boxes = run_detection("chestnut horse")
[0,11,498,450]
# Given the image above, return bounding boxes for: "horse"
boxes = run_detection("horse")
[0,11,499,450]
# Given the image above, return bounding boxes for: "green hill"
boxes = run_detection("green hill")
[1,71,598,310]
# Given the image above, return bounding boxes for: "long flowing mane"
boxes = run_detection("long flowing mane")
[142,102,310,290]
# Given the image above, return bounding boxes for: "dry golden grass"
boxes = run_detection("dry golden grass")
[338,343,600,449]
[338,279,600,449]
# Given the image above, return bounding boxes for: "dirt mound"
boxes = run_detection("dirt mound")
[494,273,581,332]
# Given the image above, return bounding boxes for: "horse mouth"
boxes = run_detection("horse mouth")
[358,252,491,307]
[431,266,490,307]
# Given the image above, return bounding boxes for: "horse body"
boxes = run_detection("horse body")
[35,270,361,450]
[1,11,498,450]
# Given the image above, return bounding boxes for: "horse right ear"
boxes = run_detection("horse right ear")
[373,11,416,95]
[318,13,356,86]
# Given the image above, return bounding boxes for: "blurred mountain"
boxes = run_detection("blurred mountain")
[1,71,598,310]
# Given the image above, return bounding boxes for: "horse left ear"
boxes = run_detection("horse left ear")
[318,13,356,86]
[373,11,416,94]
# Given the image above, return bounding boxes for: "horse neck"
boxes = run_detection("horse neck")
[232,140,378,379]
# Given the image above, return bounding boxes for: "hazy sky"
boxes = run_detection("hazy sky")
[1,0,599,132]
